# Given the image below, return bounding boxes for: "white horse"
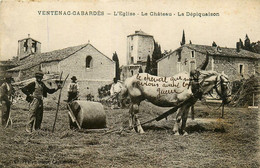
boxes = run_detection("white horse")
[121,55,231,135]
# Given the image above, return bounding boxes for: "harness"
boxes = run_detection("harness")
[189,70,204,100]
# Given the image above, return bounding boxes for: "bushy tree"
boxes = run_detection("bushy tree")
[212,41,217,47]
[244,34,251,51]
[251,41,260,54]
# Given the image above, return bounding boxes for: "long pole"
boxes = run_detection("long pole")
[221,103,225,118]
[52,72,69,133]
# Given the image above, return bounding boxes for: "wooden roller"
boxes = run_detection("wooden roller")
[70,100,106,129]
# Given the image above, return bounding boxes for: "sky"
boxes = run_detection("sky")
[0,0,259,65]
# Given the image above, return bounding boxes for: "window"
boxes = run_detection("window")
[139,57,141,60]
[86,56,93,68]
[32,41,37,53]
[131,57,134,64]
[238,64,244,75]
[24,40,28,52]
[191,51,195,58]
[177,53,181,62]
[131,70,134,76]
[131,46,133,50]
[131,36,133,40]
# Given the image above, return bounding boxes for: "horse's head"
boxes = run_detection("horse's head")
[215,72,232,104]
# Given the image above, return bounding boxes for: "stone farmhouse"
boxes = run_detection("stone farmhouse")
[121,30,154,80]
[157,44,260,82]
[8,35,115,98]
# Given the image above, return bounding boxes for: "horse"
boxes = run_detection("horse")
[120,54,232,135]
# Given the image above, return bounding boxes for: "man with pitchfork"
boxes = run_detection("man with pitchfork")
[21,71,61,133]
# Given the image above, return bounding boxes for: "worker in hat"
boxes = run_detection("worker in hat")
[67,76,79,129]
[67,76,79,103]
[21,71,61,133]
[0,74,14,127]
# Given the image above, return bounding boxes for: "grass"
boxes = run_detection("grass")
[0,99,259,168]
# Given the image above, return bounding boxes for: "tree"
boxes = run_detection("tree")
[151,41,162,75]
[145,55,151,74]
[251,41,260,54]
[112,52,120,80]
[212,41,217,47]
[244,34,252,51]
[239,38,244,49]
[180,30,185,46]
[162,49,172,57]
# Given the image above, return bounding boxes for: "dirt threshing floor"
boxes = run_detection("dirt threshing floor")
[0,100,259,168]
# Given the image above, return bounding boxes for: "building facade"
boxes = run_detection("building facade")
[8,36,115,99]
[157,44,259,82]
[121,30,154,81]
[126,30,154,65]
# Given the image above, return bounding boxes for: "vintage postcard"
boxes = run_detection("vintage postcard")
[0,0,259,167]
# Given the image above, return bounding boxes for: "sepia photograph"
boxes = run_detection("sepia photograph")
[0,0,259,167]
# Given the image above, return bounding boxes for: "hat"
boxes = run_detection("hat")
[71,76,77,81]
[35,71,44,77]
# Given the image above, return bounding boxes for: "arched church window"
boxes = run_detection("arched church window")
[86,56,93,68]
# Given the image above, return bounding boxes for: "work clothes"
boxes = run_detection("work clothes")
[0,82,13,127]
[67,82,79,102]
[22,81,57,132]
[67,81,79,129]
[110,82,123,109]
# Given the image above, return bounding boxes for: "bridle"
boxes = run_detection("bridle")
[214,74,231,104]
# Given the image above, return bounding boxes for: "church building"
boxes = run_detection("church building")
[8,35,115,99]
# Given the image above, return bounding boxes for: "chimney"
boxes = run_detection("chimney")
[236,42,241,52]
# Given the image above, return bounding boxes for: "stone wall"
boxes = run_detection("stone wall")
[41,44,115,99]
[120,65,141,81]
[18,65,40,81]
[58,45,115,82]
[158,46,257,82]
[127,35,154,64]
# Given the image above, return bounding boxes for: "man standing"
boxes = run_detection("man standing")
[0,75,13,128]
[67,76,79,102]
[21,71,60,133]
[67,76,79,129]
[110,78,123,109]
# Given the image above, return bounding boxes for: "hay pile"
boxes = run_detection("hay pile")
[232,75,259,107]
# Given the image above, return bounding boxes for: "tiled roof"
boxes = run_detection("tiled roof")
[0,60,18,66]
[158,44,260,62]
[127,30,153,37]
[18,37,41,43]
[8,43,113,72]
